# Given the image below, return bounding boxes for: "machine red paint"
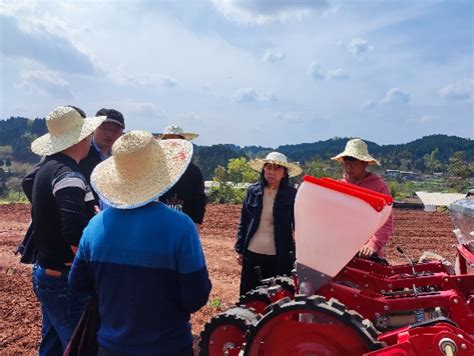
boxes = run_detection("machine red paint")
[199,178,474,355]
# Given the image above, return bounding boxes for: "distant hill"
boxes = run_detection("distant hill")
[0,116,472,179]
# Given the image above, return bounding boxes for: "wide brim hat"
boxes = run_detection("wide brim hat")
[154,124,199,141]
[31,106,106,156]
[249,151,302,178]
[91,131,192,209]
[331,138,380,165]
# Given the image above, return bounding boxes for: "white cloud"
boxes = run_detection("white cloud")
[347,37,373,56]
[439,79,474,100]
[111,69,178,88]
[309,63,348,81]
[361,100,376,110]
[327,68,349,79]
[124,101,166,118]
[262,49,285,63]
[308,62,326,80]
[273,112,313,124]
[211,0,331,25]
[234,88,277,102]
[160,75,178,88]
[0,14,99,74]
[16,69,74,98]
[381,88,410,104]
[418,115,436,123]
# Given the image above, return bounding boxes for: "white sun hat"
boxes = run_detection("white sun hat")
[91,131,192,209]
[154,124,199,141]
[31,106,106,156]
[249,151,302,178]
[331,138,380,165]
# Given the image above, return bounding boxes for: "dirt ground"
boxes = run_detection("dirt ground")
[0,204,458,355]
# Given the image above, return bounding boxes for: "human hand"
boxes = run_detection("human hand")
[359,244,376,258]
[236,254,243,266]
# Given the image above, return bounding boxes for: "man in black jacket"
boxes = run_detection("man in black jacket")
[156,125,207,227]
[29,106,106,355]
[79,108,124,208]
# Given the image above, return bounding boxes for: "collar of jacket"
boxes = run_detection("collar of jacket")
[250,182,292,197]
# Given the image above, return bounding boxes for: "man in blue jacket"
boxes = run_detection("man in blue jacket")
[69,131,211,355]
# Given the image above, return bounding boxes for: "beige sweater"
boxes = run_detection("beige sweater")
[247,188,277,255]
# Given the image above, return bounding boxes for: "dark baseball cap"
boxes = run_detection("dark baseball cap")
[96,108,125,129]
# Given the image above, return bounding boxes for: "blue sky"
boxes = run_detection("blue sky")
[0,0,472,147]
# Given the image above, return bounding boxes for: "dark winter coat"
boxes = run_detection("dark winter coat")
[159,162,207,224]
[235,182,296,275]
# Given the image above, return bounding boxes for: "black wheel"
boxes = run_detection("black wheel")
[243,295,384,356]
[199,306,259,356]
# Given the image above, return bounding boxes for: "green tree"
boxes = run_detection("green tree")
[303,158,342,179]
[423,148,443,173]
[212,165,227,183]
[226,157,258,183]
[446,151,473,192]
[6,177,24,201]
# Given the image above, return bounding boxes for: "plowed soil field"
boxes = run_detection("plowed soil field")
[0,204,458,354]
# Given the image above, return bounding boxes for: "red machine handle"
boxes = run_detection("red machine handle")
[303,176,389,212]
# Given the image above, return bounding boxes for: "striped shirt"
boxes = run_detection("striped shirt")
[31,153,95,269]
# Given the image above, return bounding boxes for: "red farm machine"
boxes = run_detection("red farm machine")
[199,177,474,356]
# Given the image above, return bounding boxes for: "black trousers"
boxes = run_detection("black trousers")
[97,345,193,356]
[240,250,278,295]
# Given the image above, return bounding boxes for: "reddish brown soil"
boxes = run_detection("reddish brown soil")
[0,204,457,354]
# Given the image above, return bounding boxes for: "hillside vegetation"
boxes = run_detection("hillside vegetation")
[0,117,472,201]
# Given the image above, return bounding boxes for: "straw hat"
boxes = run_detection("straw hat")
[31,106,106,156]
[331,138,380,165]
[155,125,199,141]
[91,131,192,209]
[249,152,302,177]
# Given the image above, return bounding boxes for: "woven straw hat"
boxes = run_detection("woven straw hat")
[331,138,380,165]
[91,131,192,209]
[249,152,302,177]
[31,106,106,156]
[155,125,199,141]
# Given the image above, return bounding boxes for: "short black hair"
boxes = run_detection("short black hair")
[96,108,125,129]
[66,105,86,118]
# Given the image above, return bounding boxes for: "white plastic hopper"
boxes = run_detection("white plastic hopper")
[294,176,393,293]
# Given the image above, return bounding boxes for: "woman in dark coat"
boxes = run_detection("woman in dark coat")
[235,152,302,295]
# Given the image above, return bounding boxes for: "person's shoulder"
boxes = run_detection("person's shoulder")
[150,202,194,222]
[248,182,261,191]
[187,162,203,176]
[79,146,100,167]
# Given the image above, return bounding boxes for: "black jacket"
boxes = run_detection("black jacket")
[235,182,296,274]
[78,145,102,203]
[32,153,95,269]
[159,162,207,224]
[16,159,45,263]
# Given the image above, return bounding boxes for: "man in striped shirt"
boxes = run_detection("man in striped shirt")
[29,106,106,355]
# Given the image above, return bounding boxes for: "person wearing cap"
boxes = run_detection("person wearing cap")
[79,108,125,208]
[331,138,394,258]
[156,125,207,227]
[69,131,211,355]
[29,106,106,355]
[235,152,302,295]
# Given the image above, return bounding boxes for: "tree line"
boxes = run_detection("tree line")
[1,116,473,182]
